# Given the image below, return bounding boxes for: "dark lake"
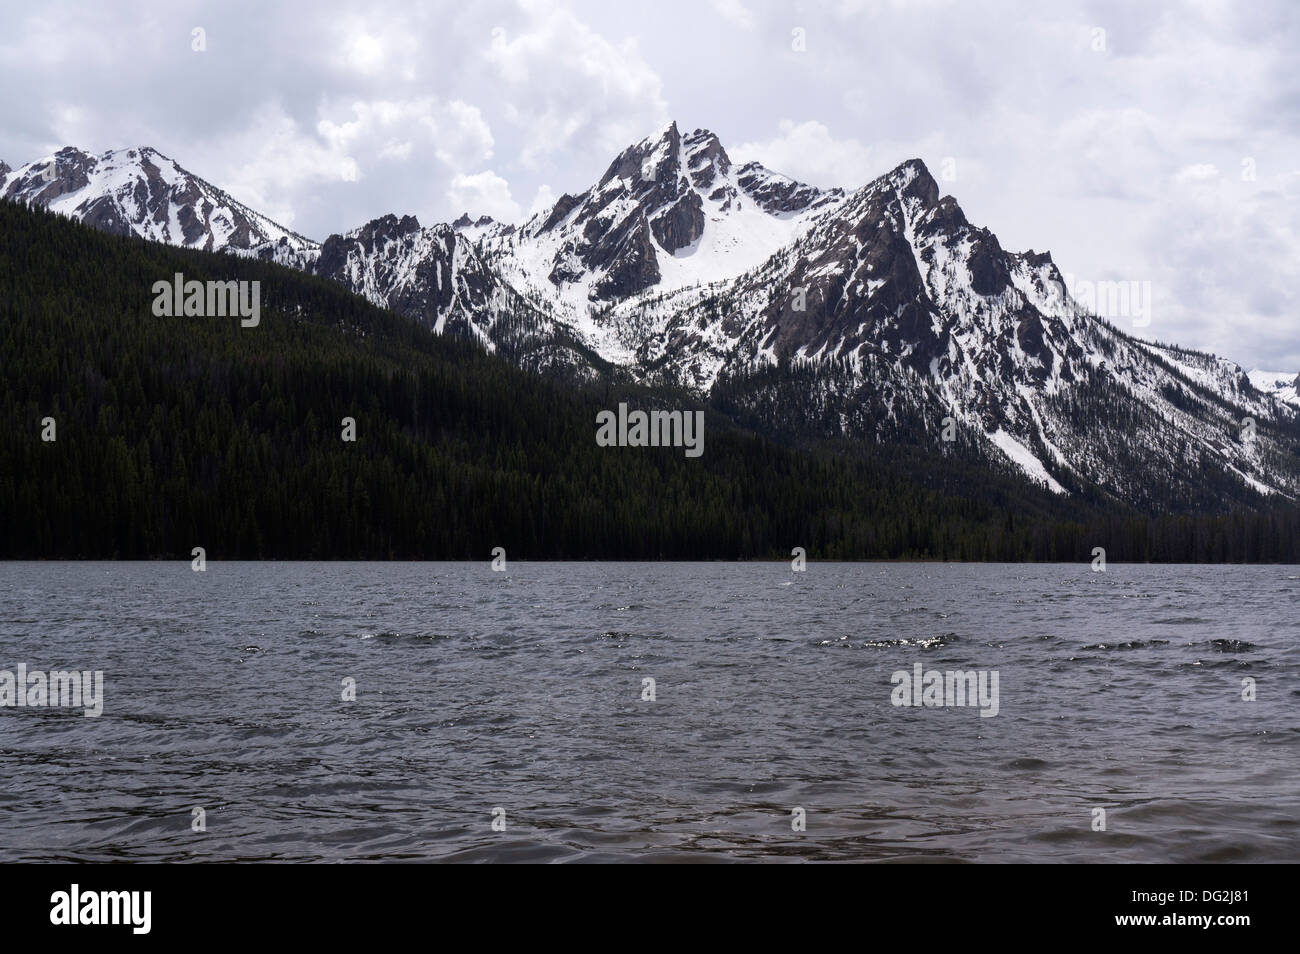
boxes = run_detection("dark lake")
[1,561,1296,862]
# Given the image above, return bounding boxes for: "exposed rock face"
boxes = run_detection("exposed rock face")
[498,121,846,303]
[592,213,661,299]
[735,161,840,215]
[451,213,498,231]
[12,126,1298,504]
[317,214,422,282]
[648,188,703,253]
[310,215,598,378]
[1,145,318,256]
[577,152,1300,504]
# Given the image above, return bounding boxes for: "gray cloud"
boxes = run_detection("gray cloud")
[0,0,1295,368]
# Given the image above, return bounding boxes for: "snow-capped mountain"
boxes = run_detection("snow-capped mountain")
[584,154,1300,505]
[477,121,845,360]
[307,122,845,374]
[0,146,317,261]
[7,128,1298,506]
[312,213,598,377]
[1248,369,1300,409]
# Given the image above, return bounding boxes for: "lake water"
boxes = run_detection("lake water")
[0,562,1296,863]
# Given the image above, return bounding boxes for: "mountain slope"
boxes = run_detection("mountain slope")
[14,197,1221,562]
[311,212,601,379]
[1248,369,1300,409]
[0,145,317,261]
[585,156,1300,508]
[8,130,1298,513]
[477,121,845,360]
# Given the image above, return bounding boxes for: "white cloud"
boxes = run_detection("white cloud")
[485,0,668,166]
[527,183,557,218]
[0,0,1296,367]
[710,0,756,31]
[734,120,875,189]
[377,139,414,161]
[208,103,362,228]
[448,170,522,223]
[316,97,494,170]
[339,33,385,75]
[328,16,421,79]
[436,101,496,166]
[1175,163,1221,183]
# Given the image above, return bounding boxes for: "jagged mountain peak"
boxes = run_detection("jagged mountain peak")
[684,127,731,180]
[597,119,681,188]
[12,127,1295,509]
[452,211,497,228]
[594,144,1300,503]
[348,212,423,240]
[596,122,733,194]
[310,208,588,376]
[495,120,846,308]
[887,157,938,196]
[451,213,500,239]
[1,143,318,256]
[828,157,941,224]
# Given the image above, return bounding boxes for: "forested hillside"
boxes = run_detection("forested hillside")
[2,201,1297,561]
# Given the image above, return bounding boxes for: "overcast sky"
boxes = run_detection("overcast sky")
[1,0,1296,369]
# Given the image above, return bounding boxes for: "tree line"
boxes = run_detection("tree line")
[1,200,1297,562]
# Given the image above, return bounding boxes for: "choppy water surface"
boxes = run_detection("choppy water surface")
[0,562,1296,863]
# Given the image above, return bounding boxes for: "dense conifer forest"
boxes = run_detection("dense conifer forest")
[2,201,1297,561]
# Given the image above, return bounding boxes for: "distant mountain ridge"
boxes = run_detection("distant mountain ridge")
[1,145,316,263]
[5,127,1298,510]
[13,194,1299,561]
[1247,369,1300,409]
